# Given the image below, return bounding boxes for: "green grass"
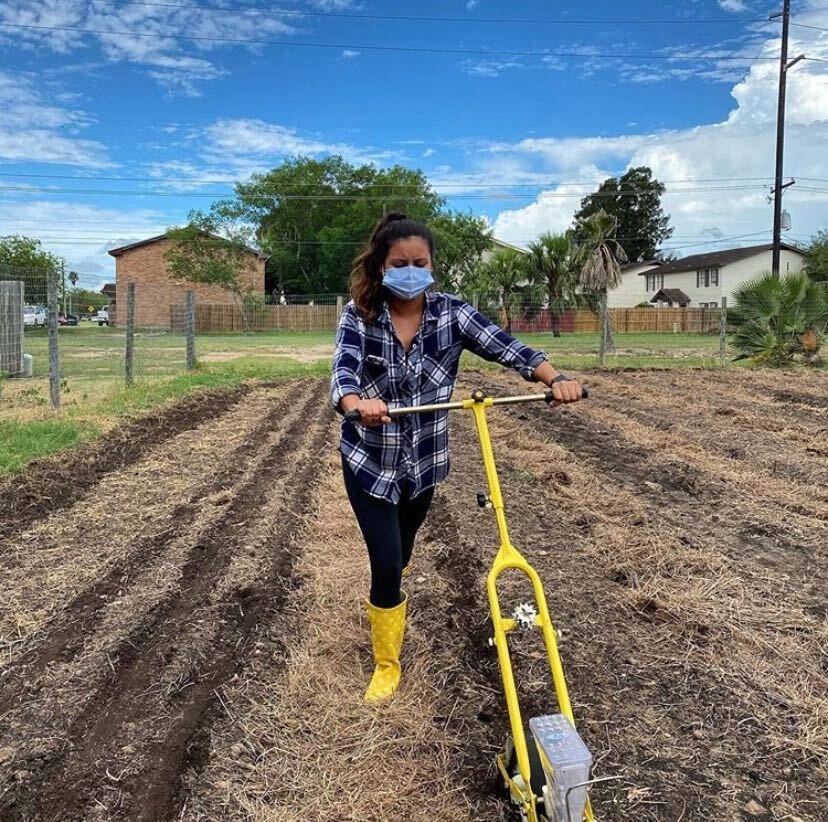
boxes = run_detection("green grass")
[0,419,98,473]
[3,325,730,476]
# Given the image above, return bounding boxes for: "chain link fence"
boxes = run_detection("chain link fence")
[3,281,824,416]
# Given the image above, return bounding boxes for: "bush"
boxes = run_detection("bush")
[730,271,828,366]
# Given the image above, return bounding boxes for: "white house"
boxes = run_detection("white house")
[480,237,529,265]
[608,243,805,308]
[607,260,662,308]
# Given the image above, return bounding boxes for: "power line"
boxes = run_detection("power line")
[790,22,828,33]
[0,183,793,200]
[0,171,781,188]
[5,230,787,249]
[86,0,769,26]
[0,22,781,61]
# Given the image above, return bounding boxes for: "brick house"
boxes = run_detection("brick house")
[108,234,266,328]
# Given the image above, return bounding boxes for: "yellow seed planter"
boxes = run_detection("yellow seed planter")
[356,388,600,822]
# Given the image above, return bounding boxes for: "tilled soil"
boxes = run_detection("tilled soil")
[0,371,825,822]
[0,380,335,820]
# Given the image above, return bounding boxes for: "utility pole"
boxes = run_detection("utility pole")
[770,0,805,276]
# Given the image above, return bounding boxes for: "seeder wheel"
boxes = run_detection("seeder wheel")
[503,727,549,822]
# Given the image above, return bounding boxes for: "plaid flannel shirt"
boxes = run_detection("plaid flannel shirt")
[331,291,547,503]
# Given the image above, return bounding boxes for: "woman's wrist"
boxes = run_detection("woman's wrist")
[339,394,361,413]
[532,362,561,386]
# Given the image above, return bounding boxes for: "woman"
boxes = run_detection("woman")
[331,212,583,703]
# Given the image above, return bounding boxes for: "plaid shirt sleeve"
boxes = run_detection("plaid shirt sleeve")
[456,300,547,380]
[330,303,363,412]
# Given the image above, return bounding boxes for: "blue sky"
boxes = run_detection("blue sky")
[1,0,827,289]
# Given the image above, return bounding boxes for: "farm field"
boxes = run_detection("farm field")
[0,369,825,821]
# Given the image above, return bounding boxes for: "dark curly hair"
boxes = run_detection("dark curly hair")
[350,211,435,321]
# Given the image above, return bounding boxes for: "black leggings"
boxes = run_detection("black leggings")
[342,457,434,608]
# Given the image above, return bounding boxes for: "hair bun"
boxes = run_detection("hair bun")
[384,211,407,223]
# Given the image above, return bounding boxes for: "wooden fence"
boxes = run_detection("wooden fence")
[511,307,723,334]
[172,302,342,333]
[173,301,724,335]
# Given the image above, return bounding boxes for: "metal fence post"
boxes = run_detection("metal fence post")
[185,290,196,370]
[336,295,344,319]
[719,296,727,367]
[125,282,135,386]
[47,268,60,409]
[0,281,24,377]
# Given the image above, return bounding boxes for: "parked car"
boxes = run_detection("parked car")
[94,308,110,326]
[58,313,79,326]
[23,305,47,327]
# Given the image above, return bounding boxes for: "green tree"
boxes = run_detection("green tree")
[0,235,62,273]
[729,271,828,366]
[469,248,529,334]
[165,214,263,331]
[574,166,672,262]
[217,156,443,295]
[804,230,828,283]
[576,210,628,365]
[67,288,108,314]
[526,233,583,337]
[430,211,492,293]
[0,236,63,307]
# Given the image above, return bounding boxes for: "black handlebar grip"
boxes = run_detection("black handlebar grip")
[544,386,589,402]
[344,409,362,422]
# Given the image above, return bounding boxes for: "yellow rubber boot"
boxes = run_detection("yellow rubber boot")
[364,593,408,703]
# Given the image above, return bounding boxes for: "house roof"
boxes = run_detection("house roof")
[108,233,268,259]
[101,283,116,294]
[490,237,529,254]
[651,288,691,305]
[640,243,801,276]
[621,259,661,272]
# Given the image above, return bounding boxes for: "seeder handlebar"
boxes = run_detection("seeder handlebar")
[344,386,589,422]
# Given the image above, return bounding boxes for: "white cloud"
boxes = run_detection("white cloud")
[137,119,401,191]
[0,0,297,96]
[423,148,436,158]
[308,0,359,8]
[0,70,111,167]
[466,1,480,9]
[0,200,169,277]
[719,0,748,12]
[491,13,828,253]
[462,58,524,77]
[341,49,361,59]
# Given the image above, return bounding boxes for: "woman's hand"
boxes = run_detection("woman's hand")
[547,378,583,408]
[353,398,392,426]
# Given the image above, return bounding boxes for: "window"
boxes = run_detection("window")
[696,267,720,288]
[646,273,664,291]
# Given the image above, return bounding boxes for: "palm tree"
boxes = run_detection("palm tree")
[473,249,528,334]
[526,233,581,337]
[575,210,628,365]
[730,271,828,366]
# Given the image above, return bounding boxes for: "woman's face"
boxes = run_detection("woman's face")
[383,237,432,273]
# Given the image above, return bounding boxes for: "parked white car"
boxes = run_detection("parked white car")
[94,308,110,326]
[23,305,47,327]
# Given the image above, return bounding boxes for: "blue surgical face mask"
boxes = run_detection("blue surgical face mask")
[382,265,434,301]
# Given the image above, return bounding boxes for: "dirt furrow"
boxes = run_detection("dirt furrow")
[590,373,827,488]
[436,384,825,819]
[626,369,828,434]
[0,384,295,712]
[179,447,486,822]
[0,382,255,543]
[472,373,826,598]
[1,382,332,821]
[0,385,289,668]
